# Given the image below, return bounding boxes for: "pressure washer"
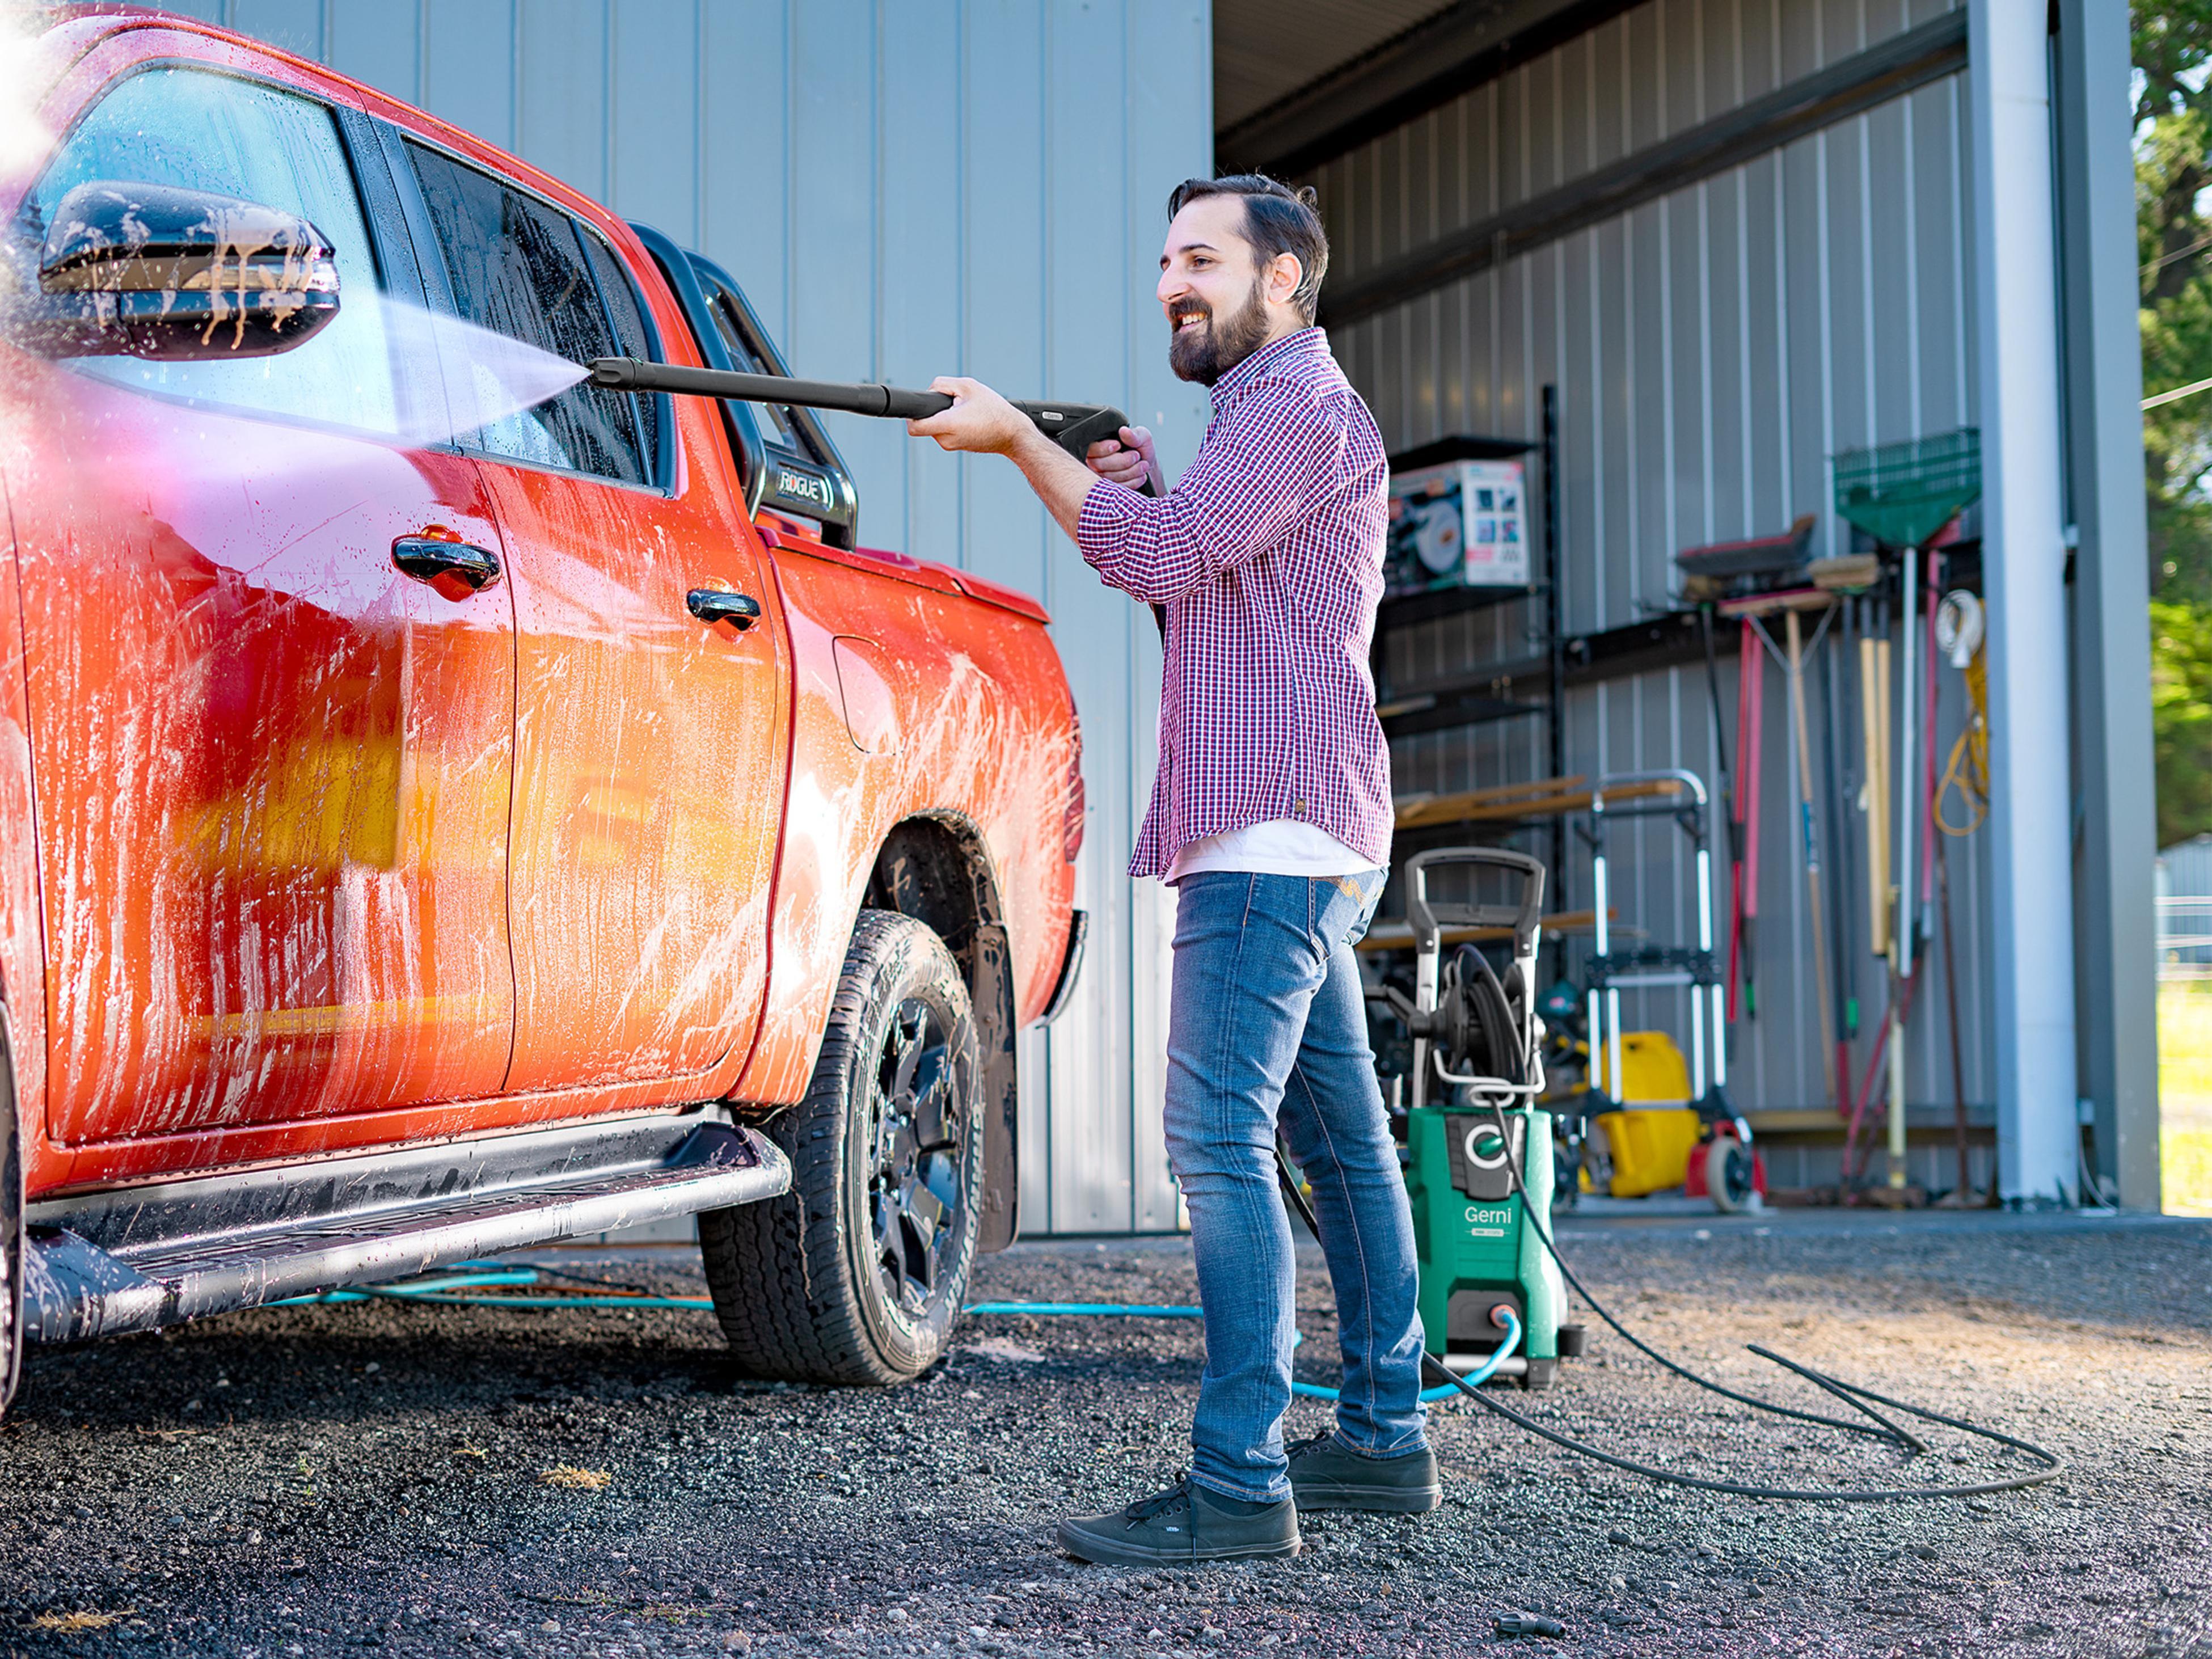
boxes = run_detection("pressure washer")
[1363,848,1580,1389]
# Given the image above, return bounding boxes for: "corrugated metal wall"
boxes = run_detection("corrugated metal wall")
[161,0,1213,1233]
[1312,0,1995,1125]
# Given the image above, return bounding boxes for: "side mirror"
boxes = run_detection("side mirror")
[9,180,339,360]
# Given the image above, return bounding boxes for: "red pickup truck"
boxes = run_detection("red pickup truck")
[0,11,1086,1410]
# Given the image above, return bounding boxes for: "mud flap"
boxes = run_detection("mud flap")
[973,922,1020,1253]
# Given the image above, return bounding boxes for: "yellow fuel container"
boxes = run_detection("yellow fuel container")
[1592,1031,1703,1197]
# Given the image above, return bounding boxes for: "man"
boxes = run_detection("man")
[909,174,1432,1567]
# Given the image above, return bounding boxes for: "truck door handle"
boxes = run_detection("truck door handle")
[687,589,762,630]
[392,534,501,593]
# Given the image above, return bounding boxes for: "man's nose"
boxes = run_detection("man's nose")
[1158,271,1187,307]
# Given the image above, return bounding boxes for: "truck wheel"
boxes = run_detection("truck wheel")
[700,910,982,1385]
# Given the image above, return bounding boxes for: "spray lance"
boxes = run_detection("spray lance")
[588,358,1159,495]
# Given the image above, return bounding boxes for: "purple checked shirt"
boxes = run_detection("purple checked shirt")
[1077,327,1392,880]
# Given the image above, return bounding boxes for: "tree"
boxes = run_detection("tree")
[2154,601,2212,849]
[2137,2,2212,843]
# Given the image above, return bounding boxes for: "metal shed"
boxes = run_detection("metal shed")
[1217,0,2154,1211]
[167,0,2156,1221]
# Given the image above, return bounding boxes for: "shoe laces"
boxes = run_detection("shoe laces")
[1124,1473,1193,1523]
[1285,1432,1333,1460]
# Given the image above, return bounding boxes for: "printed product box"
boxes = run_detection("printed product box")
[1385,458,1530,596]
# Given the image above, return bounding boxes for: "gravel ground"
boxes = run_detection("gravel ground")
[0,1206,2205,1658]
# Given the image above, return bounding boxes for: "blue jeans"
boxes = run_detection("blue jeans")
[1164,869,1428,1503]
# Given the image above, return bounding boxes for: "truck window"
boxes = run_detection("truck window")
[695,280,804,449]
[16,66,405,436]
[403,141,662,487]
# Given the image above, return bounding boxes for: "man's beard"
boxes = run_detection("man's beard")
[1168,275,1272,386]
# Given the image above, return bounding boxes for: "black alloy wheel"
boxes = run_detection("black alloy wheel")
[866,995,969,1320]
[700,910,983,1384]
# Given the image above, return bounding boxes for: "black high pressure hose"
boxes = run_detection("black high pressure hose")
[1270,1114,2063,1502]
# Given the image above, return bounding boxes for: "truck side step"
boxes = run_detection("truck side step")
[22,1112,787,1344]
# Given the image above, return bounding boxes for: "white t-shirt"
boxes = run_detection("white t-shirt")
[1165,817,1381,884]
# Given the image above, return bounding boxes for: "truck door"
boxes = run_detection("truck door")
[6,66,518,1145]
[394,138,788,1095]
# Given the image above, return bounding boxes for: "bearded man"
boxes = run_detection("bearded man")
[909,174,1432,1566]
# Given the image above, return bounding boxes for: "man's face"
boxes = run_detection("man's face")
[1158,195,1285,387]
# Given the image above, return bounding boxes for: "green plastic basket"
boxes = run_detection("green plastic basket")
[1831,427,1981,550]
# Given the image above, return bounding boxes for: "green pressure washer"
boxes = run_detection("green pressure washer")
[1371,849,1582,1389]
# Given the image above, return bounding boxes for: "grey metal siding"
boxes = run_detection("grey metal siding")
[2160,837,2212,901]
[1326,0,1993,1122]
[159,0,1213,1234]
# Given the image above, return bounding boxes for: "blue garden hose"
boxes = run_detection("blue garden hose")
[961,1299,1521,1405]
[963,1302,1204,1319]
[965,1302,1299,1354]
[272,1263,716,1311]
[1297,1308,1521,1403]
[278,1167,2061,1500]
[280,1276,1513,1403]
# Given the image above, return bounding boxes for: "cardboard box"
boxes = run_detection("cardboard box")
[1385,458,1530,596]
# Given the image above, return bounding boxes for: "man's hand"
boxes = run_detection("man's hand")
[1086,425,1161,494]
[907,377,1033,455]
[906,375,1155,545]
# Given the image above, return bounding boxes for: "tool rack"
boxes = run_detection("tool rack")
[1371,404,1985,917]
[1370,408,1990,1191]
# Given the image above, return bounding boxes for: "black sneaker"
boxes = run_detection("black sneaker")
[1056,1474,1300,1567]
[1286,1432,1441,1513]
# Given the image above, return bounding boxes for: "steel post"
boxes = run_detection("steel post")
[1968,0,2080,1204]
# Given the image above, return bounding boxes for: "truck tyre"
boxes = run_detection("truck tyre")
[700,910,982,1385]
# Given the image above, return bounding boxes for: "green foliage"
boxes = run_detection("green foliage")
[2154,600,2212,849]
[2136,3,2212,842]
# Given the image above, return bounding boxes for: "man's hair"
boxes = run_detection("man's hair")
[1167,174,1329,326]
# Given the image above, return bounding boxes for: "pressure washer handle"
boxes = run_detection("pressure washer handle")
[1012,400,1162,495]
[1403,847,1546,968]
[589,358,1158,494]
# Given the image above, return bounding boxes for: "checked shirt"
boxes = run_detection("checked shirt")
[1077,326,1392,880]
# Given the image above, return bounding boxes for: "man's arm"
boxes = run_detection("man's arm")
[907,377,1097,542]
[1071,380,1346,605]
[911,370,1346,605]
[1004,428,1101,546]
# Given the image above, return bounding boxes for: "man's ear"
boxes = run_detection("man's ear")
[1267,250,1304,309]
